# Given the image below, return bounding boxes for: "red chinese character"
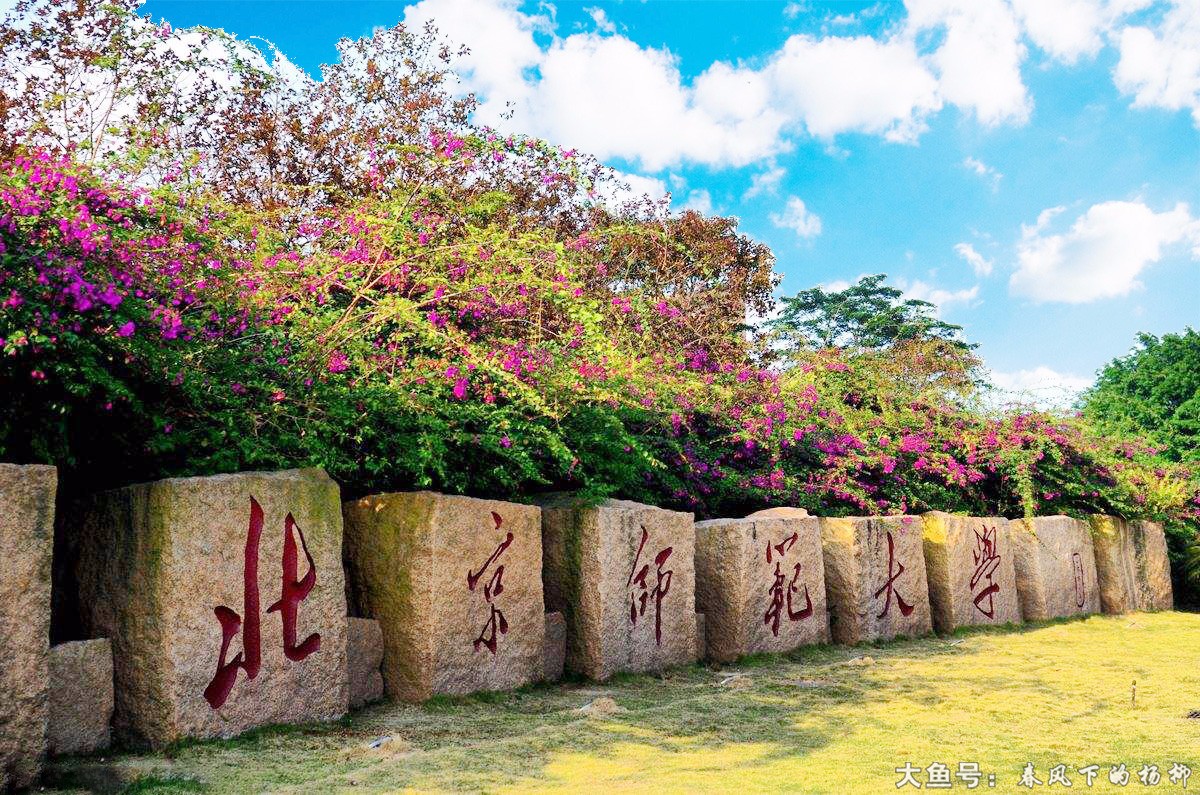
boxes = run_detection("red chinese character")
[874,530,914,619]
[267,513,321,661]
[765,532,799,564]
[627,527,673,645]
[763,533,813,636]
[203,497,264,709]
[468,512,513,654]
[204,496,321,710]
[1072,552,1086,609]
[970,525,1002,618]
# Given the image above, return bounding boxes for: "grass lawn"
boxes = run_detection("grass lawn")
[46,611,1200,794]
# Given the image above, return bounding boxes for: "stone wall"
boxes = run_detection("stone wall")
[695,515,828,662]
[73,469,349,748]
[922,513,1020,633]
[0,464,56,790]
[48,639,113,756]
[343,492,545,701]
[1130,520,1173,611]
[820,516,933,644]
[1089,515,1142,615]
[1010,516,1101,621]
[6,443,1180,781]
[540,498,696,680]
[347,618,384,709]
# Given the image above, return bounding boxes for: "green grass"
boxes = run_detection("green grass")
[46,612,1200,794]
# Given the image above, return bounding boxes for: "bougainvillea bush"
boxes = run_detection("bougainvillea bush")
[1,0,1196,586]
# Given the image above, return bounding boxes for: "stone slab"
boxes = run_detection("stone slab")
[1010,516,1101,621]
[347,618,384,709]
[343,492,545,702]
[695,516,829,662]
[819,516,933,644]
[746,507,810,518]
[48,639,114,756]
[540,498,696,681]
[0,463,56,790]
[1131,520,1173,611]
[695,613,706,661]
[74,468,349,748]
[921,513,1021,633]
[1088,515,1141,615]
[543,612,566,683]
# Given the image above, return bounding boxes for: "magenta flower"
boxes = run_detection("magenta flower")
[899,434,930,454]
[116,321,135,337]
[327,351,350,373]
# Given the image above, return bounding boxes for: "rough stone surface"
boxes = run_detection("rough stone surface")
[921,513,1021,633]
[819,516,933,645]
[0,463,56,790]
[543,612,566,683]
[695,613,706,661]
[48,639,114,756]
[540,498,696,681]
[1088,516,1141,615]
[746,507,810,518]
[343,492,545,702]
[74,468,349,749]
[1010,516,1101,621]
[347,618,384,709]
[1131,520,1173,611]
[694,516,829,662]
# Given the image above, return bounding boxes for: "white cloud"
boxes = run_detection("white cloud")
[988,366,1094,409]
[401,0,548,123]
[401,0,1200,172]
[894,276,980,313]
[527,36,787,170]
[905,0,1031,126]
[743,165,786,199]
[528,37,789,170]
[954,242,994,277]
[1012,0,1106,63]
[1012,0,1151,64]
[768,34,942,142]
[398,0,1051,174]
[820,279,854,292]
[405,0,789,171]
[680,189,714,214]
[1030,205,1068,231]
[963,156,1002,190]
[783,2,807,20]
[1115,0,1200,127]
[591,169,668,208]
[1011,200,1200,303]
[770,196,823,239]
[585,7,616,35]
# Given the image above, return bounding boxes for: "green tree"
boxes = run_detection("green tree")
[768,274,980,396]
[769,274,974,352]
[1081,329,1200,463]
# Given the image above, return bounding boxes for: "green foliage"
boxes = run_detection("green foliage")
[0,0,1196,600]
[769,274,975,352]
[1081,328,1200,463]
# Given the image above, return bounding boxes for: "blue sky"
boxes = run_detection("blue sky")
[141,0,1200,402]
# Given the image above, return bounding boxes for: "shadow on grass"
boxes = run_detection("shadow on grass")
[44,612,1171,793]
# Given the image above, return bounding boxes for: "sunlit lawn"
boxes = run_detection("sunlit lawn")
[47,611,1200,794]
